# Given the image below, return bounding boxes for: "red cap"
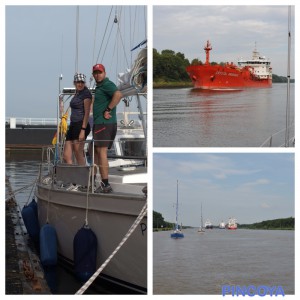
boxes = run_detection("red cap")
[93,64,105,72]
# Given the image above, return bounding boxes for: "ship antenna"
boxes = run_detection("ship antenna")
[204,40,212,65]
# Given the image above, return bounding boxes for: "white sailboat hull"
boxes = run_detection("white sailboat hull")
[36,181,147,293]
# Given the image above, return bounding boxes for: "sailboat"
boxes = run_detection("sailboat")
[34,6,147,294]
[170,180,184,239]
[198,203,205,233]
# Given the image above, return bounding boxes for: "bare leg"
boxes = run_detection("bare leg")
[73,140,86,165]
[63,141,73,164]
[96,146,109,180]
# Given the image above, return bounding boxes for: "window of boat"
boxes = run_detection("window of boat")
[107,144,116,157]
[120,138,146,157]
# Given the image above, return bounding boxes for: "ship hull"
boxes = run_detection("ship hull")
[186,65,272,90]
[227,226,237,230]
[36,179,147,293]
[170,232,184,239]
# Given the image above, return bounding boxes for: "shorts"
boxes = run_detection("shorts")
[93,123,117,149]
[65,121,91,141]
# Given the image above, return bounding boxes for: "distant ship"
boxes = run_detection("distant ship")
[219,221,226,229]
[227,217,238,230]
[186,40,272,90]
[204,219,213,229]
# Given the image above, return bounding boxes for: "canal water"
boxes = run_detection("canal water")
[153,83,294,147]
[153,228,294,295]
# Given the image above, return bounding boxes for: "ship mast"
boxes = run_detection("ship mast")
[204,40,212,65]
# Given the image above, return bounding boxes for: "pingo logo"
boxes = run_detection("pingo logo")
[222,285,285,297]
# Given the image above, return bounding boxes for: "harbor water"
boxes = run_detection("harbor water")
[153,83,294,147]
[153,228,294,295]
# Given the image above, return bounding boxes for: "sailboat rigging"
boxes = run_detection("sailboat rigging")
[260,5,294,147]
[171,180,184,239]
[198,203,205,233]
[35,6,148,294]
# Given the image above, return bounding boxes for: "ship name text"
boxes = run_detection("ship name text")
[215,71,238,77]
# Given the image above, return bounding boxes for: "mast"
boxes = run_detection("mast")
[204,40,212,65]
[285,5,291,147]
[175,180,179,230]
[202,204,204,229]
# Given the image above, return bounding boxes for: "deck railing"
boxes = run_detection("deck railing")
[260,125,295,147]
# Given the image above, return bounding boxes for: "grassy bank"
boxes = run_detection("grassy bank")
[153,228,173,232]
[153,81,193,89]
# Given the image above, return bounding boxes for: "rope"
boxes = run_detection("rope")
[5,180,37,202]
[45,170,55,224]
[75,201,147,295]
[84,166,93,227]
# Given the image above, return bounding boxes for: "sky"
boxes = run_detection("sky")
[5,5,147,119]
[153,153,294,227]
[153,5,295,78]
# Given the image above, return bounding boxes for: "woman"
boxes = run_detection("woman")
[63,73,92,165]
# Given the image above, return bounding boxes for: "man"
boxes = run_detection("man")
[92,63,123,193]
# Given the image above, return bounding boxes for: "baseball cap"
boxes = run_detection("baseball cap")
[93,64,105,73]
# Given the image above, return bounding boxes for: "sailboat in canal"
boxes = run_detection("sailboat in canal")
[171,180,184,239]
[198,203,205,233]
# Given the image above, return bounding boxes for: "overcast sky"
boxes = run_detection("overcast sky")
[153,5,295,78]
[5,5,147,119]
[153,153,294,227]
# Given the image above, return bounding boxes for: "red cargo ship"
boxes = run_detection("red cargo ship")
[186,40,272,90]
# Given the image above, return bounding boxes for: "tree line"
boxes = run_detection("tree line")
[153,211,294,231]
[153,48,293,85]
[239,217,294,230]
[153,211,174,231]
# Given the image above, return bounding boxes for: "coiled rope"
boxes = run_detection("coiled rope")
[75,201,147,295]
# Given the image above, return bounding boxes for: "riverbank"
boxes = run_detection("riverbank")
[153,81,193,89]
[153,81,292,89]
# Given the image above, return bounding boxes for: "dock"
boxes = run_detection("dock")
[5,117,56,150]
[5,177,51,294]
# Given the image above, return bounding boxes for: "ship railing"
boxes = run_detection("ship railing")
[5,112,146,129]
[260,124,295,147]
[5,117,58,128]
[38,138,147,191]
[39,138,147,179]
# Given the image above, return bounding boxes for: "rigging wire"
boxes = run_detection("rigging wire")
[95,6,114,64]
[91,7,99,67]
[285,5,291,147]
[90,7,99,87]
[75,6,79,74]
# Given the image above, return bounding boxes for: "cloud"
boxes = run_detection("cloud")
[261,203,271,209]
[243,178,270,187]
[153,5,294,77]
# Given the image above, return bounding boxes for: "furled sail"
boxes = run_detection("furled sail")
[117,46,147,97]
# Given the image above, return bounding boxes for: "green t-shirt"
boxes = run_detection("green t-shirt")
[93,77,118,124]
